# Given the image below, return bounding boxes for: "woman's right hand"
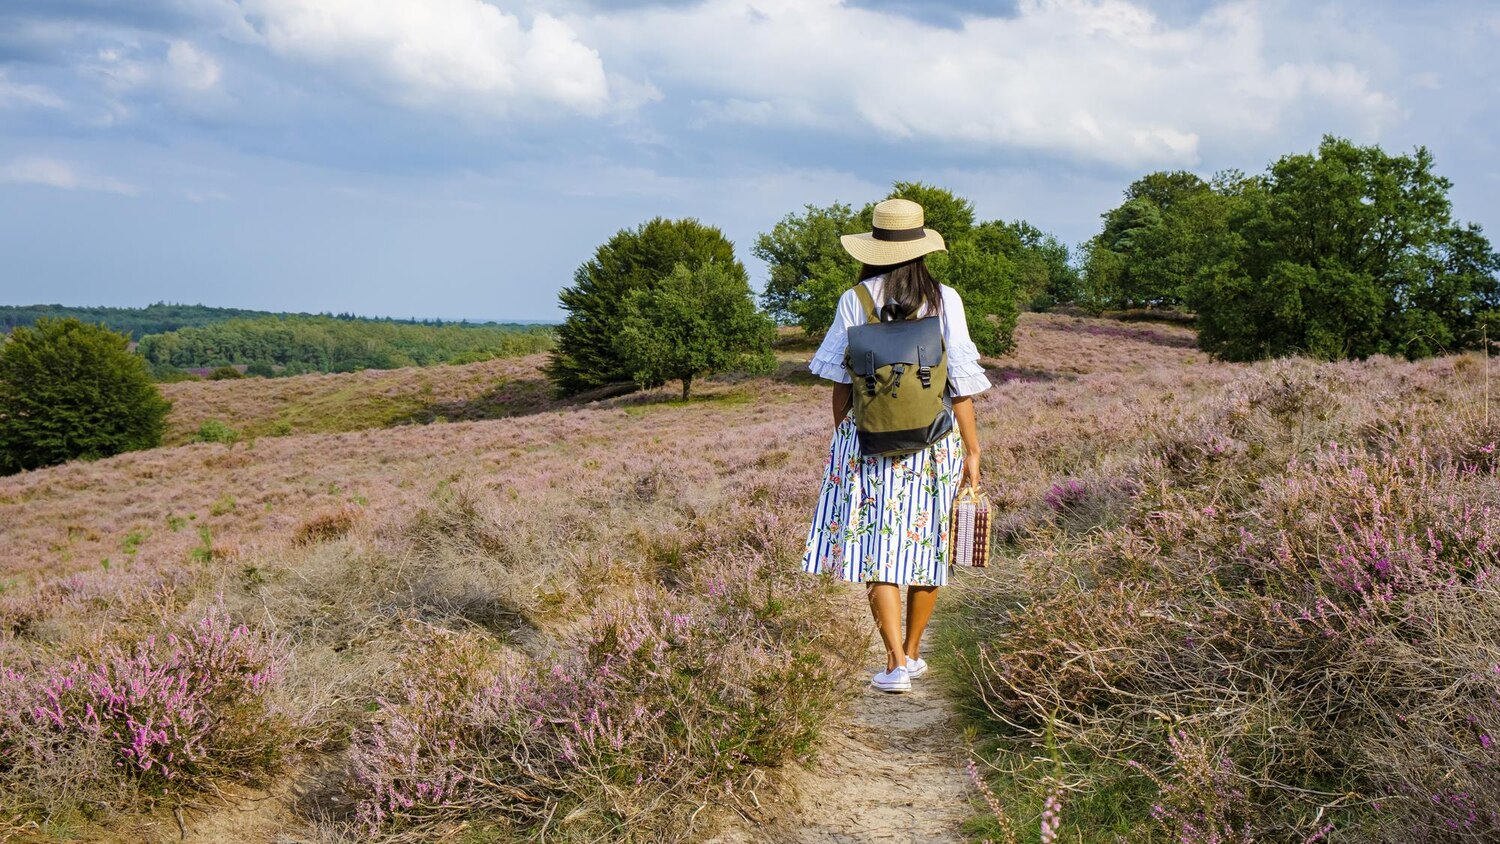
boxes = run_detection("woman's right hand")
[962,451,981,490]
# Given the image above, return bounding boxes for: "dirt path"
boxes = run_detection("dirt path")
[710,644,972,843]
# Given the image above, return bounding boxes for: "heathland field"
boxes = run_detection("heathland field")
[2,311,1496,843]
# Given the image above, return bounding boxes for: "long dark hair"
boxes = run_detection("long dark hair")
[858,256,942,319]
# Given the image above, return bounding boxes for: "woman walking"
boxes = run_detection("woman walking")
[801,198,991,693]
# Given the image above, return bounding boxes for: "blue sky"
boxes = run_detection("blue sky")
[2,0,1497,321]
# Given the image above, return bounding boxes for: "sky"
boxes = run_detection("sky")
[1,0,1498,321]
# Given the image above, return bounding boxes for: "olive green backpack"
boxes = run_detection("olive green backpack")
[842,284,953,457]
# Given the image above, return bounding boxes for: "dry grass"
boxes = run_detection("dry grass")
[157,355,564,446]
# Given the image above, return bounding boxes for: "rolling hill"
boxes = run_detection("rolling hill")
[3,310,1493,842]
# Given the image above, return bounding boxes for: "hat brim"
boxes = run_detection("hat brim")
[839,229,947,267]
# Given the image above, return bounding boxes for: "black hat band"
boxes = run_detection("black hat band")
[871,225,926,242]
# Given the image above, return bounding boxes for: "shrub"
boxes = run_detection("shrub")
[957,361,1500,842]
[150,363,200,383]
[0,560,197,639]
[348,551,863,839]
[0,317,171,474]
[0,604,288,816]
[208,365,245,380]
[292,507,359,546]
[194,419,241,444]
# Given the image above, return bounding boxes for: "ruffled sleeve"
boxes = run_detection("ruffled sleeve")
[941,287,993,397]
[807,287,861,384]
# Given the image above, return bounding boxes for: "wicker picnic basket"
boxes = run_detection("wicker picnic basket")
[948,485,991,568]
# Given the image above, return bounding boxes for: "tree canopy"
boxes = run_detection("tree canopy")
[754,181,1077,357]
[616,262,775,400]
[0,318,172,474]
[752,202,860,328]
[1084,137,1500,361]
[547,218,747,396]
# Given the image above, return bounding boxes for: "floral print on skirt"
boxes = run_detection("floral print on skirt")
[801,411,964,586]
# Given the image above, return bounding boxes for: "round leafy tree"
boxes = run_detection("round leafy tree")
[546,217,742,396]
[615,262,776,400]
[0,318,172,474]
[755,181,1071,355]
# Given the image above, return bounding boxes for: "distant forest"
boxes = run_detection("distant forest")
[0,303,545,339]
[1,304,554,377]
[135,317,554,375]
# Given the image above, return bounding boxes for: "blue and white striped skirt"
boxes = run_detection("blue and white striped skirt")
[801,411,964,587]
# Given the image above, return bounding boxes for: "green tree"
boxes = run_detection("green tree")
[970,219,1080,309]
[1082,171,1227,311]
[928,239,1020,357]
[752,202,860,325]
[616,263,776,400]
[858,181,976,241]
[0,318,172,474]
[1190,137,1500,361]
[546,218,742,396]
[754,182,1072,356]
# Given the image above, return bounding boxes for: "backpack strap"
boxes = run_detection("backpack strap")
[852,283,879,325]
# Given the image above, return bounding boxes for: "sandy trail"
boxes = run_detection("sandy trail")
[710,645,971,844]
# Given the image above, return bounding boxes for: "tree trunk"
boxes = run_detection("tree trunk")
[681,375,692,401]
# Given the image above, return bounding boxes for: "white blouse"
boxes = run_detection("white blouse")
[808,276,993,397]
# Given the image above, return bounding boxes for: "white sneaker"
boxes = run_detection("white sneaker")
[872,665,912,693]
[905,657,928,679]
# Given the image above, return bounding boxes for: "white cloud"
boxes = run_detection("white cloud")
[239,0,611,117]
[581,0,1399,168]
[91,40,224,96]
[92,47,153,92]
[167,40,223,91]
[0,156,140,195]
[179,187,231,202]
[0,72,66,110]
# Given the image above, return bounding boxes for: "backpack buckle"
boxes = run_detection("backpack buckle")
[890,363,905,398]
[864,375,877,397]
[918,365,932,388]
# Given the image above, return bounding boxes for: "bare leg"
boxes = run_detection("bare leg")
[867,583,908,672]
[904,585,939,661]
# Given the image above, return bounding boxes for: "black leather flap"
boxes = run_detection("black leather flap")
[846,316,945,376]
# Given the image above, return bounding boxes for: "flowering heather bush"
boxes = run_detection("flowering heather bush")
[0,556,197,640]
[960,355,1500,841]
[348,550,863,840]
[1039,783,1064,844]
[1127,731,1255,844]
[0,603,288,816]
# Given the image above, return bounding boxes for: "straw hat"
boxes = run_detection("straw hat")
[840,198,947,266]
